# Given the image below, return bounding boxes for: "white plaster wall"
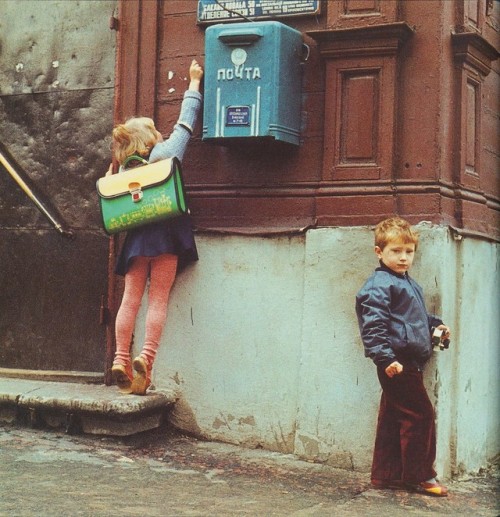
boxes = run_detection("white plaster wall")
[293,227,379,472]
[131,225,499,477]
[452,237,500,474]
[136,235,306,451]
[417,230,500,476]
[408,225,457,478]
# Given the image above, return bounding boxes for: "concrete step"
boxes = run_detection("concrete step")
[0,376,177,436]
[0,367,103,384]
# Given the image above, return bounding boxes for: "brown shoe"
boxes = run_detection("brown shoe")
[111,363,133,394]
[131,356,151,395]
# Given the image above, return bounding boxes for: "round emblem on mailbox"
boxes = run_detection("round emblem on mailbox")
[231,48,247,66]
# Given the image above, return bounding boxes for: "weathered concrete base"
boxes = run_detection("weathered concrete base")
[137,225,499,478]
[0,377,177,436]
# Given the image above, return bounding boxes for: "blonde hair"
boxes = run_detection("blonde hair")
[375,217,419,250]
[112,117,159,165]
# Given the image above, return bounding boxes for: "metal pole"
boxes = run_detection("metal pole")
[0,146,74,239]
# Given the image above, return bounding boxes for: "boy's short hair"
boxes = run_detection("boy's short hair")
[375,217,419,250]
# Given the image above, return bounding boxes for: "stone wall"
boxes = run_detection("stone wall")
[0,0,117,371]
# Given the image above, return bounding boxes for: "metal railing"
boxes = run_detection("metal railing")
[0,141,74,239]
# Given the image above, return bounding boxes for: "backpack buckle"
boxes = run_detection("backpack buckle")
[128,182,143,203]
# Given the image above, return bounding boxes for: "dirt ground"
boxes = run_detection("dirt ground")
[0,423,498,516]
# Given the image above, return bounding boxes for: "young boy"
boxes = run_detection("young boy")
[355,217,450,497]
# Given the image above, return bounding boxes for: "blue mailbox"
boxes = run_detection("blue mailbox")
[203,21,304,146]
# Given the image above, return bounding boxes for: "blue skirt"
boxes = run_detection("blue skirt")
[115,215,198,276]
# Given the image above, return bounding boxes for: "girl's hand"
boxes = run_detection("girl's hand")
[385,361,403,378]
[189,59,203,91]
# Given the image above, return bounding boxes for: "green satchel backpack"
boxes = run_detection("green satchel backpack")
[96,156,188,235]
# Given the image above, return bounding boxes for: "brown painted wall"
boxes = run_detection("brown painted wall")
[114,0,499,237]
[4,0,494,375]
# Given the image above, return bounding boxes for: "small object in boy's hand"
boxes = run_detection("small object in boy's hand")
[432,327,450,350]
[432,327,443,347]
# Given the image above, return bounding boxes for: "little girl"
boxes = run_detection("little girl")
[108,59,203,395]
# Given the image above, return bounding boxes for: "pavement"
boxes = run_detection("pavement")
[0,422,498,517]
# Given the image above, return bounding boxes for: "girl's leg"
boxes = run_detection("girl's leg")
[132,253,178,394]
[142,253,178,365]
[114,257,149,367]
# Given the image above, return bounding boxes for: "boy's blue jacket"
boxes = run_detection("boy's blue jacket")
[355,262,443,370]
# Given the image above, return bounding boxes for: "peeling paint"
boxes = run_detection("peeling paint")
[238,415,255,426]
[298,434,320,457]
[212,417,225,430]
[212,413,235,430]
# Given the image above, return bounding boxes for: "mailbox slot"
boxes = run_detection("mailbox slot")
[218,28,263,46]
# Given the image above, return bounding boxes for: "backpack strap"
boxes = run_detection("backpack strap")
[120,154,149,172]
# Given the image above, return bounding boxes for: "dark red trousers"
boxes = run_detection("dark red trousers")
[372,367,437,484]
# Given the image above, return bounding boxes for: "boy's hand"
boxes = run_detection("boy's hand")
[385,361,403,378]
[436,324,451,339]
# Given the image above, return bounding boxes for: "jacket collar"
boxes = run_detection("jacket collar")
[376,260,408,279]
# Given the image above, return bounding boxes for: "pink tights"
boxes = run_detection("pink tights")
[114,254,178,368]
